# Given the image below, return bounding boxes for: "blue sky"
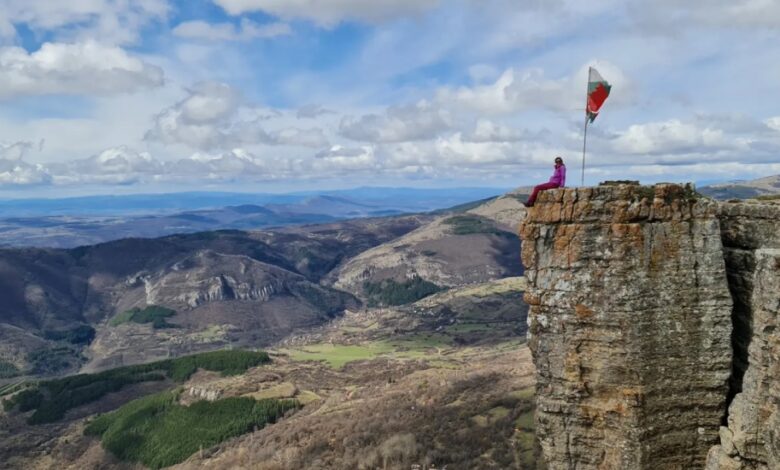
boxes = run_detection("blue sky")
[0,0,779,196]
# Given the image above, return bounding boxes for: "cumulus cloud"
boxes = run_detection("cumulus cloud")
[0,159,51,186]
[214,0,440,26]
[173,19,291,41]
[610,119,747,156]
[339,102,452,143]
[0,41,164,99]
[50,146,163,185]
[146,82,243,149]
[0,0,170,45]
[437,62,630,116]
[147,81,329,150]
[41,147,292,184]
[766,117,780,132]
[297,104,336,119]
[167,149,269,179]
[313,145,378,172]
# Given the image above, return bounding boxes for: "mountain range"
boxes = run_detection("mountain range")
[0,187,507,248]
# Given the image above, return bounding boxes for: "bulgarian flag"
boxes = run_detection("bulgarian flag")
[586,67,611,123]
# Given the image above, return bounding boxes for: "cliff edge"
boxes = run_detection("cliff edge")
[520,182,780,470]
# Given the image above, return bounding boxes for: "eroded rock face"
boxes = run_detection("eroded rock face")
[706,202,780,470]
[520,183,733,469]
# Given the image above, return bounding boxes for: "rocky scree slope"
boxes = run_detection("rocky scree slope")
[520,183,780,470]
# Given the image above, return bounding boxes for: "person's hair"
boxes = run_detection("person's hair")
[555,156,564,164]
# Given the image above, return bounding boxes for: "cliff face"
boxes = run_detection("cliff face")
[520,183,736,469]
[706,203,780,470]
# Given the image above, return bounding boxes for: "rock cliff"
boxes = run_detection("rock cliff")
[520,183,779,469]
[706,202,780,470]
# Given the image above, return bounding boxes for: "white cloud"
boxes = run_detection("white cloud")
[168,149,268,179]
[297,104,336,119]
[766,117,780,132]
[146,81,242,149]
[0,41,164,99]
[50,146,162,185]
[466,120,527,143]
[42,147,293,184]
[339,102,451,143]
[611,119,745,156]
[467,64,501,83]
[0,0,170,45]
[147,81,329,150]
[173,19,291,41]
[0,159,51,185]
[272,128,329,148]
[438,62,630,116]
[314,145,378,171]
[214,0,440,26]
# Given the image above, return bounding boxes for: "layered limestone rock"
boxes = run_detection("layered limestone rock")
[520,183,734,469]
[706,202,780,470]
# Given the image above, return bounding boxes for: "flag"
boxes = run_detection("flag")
[586,67,611,123]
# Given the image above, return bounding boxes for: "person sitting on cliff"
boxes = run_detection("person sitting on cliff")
[524,156,566,207]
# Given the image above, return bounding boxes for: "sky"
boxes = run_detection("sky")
[0,0,779,197]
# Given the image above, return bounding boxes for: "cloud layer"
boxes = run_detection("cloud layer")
[0,41,164,98]
[0,1,779,193]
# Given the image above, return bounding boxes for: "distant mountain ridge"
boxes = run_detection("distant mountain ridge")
[0,187,508,217]
[0,187,507,248]
[699,174,780,200]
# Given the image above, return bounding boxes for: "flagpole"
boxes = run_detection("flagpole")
[582,66,591,187]
[581,114,589,187]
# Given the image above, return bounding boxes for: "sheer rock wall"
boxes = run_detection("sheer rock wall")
[520,183,734,469]
[705,202,780,470]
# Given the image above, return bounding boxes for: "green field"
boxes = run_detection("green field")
[283,334,455,369]
[2,349,271,424]
[85,390,298,469]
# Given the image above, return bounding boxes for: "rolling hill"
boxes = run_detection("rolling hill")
[699,174,780,200]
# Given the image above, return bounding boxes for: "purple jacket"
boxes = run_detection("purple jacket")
[548,164,566,187]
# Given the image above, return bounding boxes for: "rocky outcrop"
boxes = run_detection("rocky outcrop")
[520,183,734,469]
[706,202,780,470]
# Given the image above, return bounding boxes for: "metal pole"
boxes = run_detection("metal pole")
[581,66,591,187]
[581,115,589,187]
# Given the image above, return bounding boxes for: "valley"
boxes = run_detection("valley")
[0,190,537,469]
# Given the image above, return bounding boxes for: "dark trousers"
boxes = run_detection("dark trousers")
[526,182,560,206]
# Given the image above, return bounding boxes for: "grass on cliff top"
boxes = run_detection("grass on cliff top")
[85,390,298,469]
[2,349,270,424]
[756,194,780,201]
[110,305,177,329]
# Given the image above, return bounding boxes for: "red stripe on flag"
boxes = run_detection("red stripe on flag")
[587,83,609,115]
